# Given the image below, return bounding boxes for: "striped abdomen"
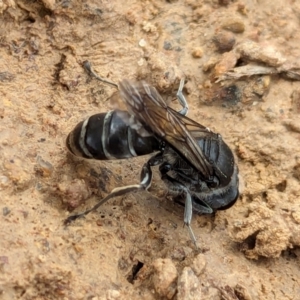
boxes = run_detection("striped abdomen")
[66,110,160,159]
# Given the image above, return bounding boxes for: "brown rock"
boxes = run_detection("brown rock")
[192,253,206,276]
[191,47,204,58]
[221,17,245,33]
[214,51,238,77]
[177,267,202,300]
[152,258,177,299]
[213,31,236,52]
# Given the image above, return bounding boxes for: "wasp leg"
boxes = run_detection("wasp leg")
[64,152,164,225]
[83,60,119,89]
[159,163,197,247]
[176,78,189,116]
[163,166,213,214]
[172,168,198,185]
[190,198,214,214]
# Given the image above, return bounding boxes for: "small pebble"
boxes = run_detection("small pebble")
[243,76,270,102]
[142,22,157,33]
[291,90,300,113]
[137,58,144,66]
[3,207,10,216]
[152,258,177,299]
[139,39,147,47]
[164,41,173,50]
[203,80,212,88]
[236,40,286,67]
[0,72,14,82]
[191,47,203,58]
[237,3,248,15]
[173,246,194,261]
[177,267,202,300]
[58,179,91,210]
[214,51,238,76]
[202,56,219,72]
[222,17,245,33]
[35,156,53,177]
[292,211,300,224]
[213,31,236,52]
[41,0,56,10]
[106,290,120,299]
[192,253,207,276]
[235,284,253,300]
[0,176,10,189]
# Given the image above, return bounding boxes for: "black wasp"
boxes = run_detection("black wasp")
[65,61,239,246]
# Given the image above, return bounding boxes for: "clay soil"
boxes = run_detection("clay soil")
[0,0,300,299]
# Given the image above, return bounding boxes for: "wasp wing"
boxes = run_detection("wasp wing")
[119,80,214,178]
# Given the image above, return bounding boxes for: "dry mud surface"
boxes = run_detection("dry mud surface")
[1,0,300,299]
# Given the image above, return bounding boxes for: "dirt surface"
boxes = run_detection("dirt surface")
[1,0,300,299]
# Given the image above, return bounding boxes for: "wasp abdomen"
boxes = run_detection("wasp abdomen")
[66,110,160,160]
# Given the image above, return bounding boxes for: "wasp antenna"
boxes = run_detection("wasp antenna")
[83,60,119,89]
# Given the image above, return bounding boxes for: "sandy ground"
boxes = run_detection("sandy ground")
[0,0,300,299]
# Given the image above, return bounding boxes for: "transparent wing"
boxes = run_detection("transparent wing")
[118,80,214,178]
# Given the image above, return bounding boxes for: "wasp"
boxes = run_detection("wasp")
[65,61,239,246]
